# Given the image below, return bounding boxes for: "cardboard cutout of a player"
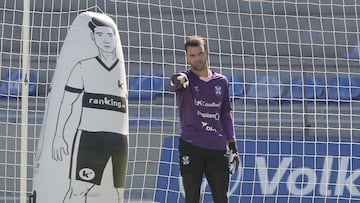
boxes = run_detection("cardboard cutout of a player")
[32,12,129,203]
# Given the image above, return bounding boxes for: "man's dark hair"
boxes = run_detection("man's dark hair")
[88,16,116,33]
[184,35,207,52]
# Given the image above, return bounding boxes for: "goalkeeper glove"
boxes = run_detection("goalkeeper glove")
[171,73,189,89]
[229,141,239,174]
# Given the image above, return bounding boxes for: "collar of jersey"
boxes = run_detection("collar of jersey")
[96,56,119,71]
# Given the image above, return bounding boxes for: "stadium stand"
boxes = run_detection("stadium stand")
[228,75,244,98]
[128,74,164,100]
[245,74,286,101]
[327,75,360,101]
[0,71,36,97]
[289,75,326,102]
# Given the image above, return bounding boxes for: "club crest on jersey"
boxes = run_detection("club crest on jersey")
[215,86,222,95]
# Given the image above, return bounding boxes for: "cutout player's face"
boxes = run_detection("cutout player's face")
[92,26,116,53]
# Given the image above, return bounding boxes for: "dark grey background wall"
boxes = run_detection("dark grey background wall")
[1,0,360,82]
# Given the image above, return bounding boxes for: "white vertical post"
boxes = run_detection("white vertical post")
[20,0,31,202]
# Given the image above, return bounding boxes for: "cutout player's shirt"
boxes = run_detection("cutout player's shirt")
[65,56,127,134]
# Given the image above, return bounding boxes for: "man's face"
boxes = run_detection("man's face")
[92,26,116,53]
[186,45,208,71]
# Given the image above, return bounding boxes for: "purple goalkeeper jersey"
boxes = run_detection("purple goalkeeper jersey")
[174,69,236,150]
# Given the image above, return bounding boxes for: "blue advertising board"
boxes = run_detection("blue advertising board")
[155,136,360,203]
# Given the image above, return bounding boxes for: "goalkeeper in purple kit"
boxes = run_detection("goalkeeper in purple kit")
[171,35,239,203]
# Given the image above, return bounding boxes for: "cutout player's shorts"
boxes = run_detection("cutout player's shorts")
[70,130,128,188]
